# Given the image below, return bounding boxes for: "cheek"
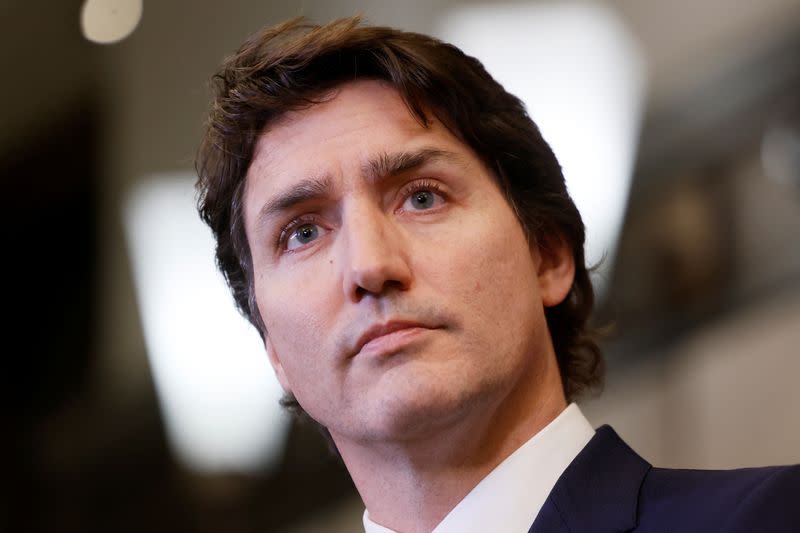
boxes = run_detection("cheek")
[255,274,333,383]
[437,214,543,351]
[449,217,538,309]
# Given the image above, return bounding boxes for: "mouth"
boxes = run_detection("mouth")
[352,320,438,359]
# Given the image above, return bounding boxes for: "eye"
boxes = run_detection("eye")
[408,190,436,210]
[401,182,446,211]
[285,222,327,251]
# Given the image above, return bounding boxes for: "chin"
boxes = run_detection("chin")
[359,373,496,442]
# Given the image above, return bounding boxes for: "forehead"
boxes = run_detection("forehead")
[261,80,428,153]
[244,80,471,205]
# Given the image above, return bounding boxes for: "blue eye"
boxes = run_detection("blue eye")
[404,188,443,211]
[286,223,324,251]
[411,191,434,209]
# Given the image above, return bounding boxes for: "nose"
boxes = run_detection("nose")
[340,204,412,302]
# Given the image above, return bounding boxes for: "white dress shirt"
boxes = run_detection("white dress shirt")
[363,403,595,533]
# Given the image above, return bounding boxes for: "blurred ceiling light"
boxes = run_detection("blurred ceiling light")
[81,0,142,44]
[124,174,289,474]
[435,1,646,297]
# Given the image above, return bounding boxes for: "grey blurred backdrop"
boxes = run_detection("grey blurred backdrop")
[2,1,799,531]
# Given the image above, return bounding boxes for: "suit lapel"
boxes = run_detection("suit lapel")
[528,498,572,532]
[528,426,651,533]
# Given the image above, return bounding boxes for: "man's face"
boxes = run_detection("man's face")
[244,80,572,445]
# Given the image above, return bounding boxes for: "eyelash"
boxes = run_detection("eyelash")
[275,178,447,251]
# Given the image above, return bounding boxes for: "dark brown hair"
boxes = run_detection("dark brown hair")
[196,16,604,430]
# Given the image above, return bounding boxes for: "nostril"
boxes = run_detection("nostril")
[353,285,368,301]
[359,277,407,297]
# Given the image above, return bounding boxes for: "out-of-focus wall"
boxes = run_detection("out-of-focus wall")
[613,0,800,107]
[583,284,800,469]
[0,2,97,150]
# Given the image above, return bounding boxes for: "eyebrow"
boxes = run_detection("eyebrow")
[362,148,463,184]
[257,174,333,223]
[255,147,463,229]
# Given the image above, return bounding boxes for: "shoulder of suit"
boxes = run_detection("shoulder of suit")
[636,463,800,532]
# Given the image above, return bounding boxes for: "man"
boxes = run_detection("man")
[196,16,799,533]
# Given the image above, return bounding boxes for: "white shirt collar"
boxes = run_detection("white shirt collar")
[363,403,595,533]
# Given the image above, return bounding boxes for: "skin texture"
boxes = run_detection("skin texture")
[244,80,574,532]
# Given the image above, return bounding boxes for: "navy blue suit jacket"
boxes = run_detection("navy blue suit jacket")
[529,426,800,532]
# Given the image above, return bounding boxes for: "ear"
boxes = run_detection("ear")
[535,236,576,308]
[265,334,293,394]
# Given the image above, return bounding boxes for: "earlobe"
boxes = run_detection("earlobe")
[265,335,293,394]
[536,237,576,308]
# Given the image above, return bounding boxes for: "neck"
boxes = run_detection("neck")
[335,355,567,533]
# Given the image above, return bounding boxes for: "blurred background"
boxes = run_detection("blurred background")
[2,0,799,531]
